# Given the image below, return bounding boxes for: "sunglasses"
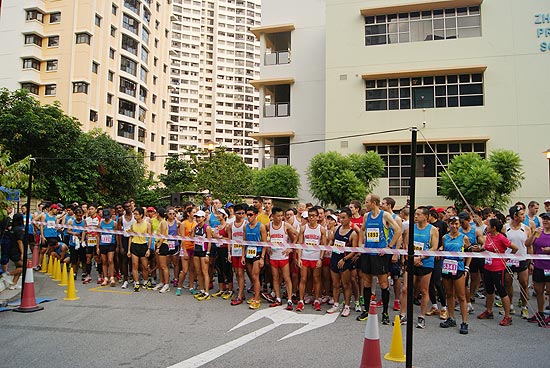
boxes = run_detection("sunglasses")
[246,213,255,217]
[235,211,245,215]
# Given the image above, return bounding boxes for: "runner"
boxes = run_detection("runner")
[98,208,117,287]
[357,194,401,325]
[165,208,181,291]
[296,207,327,312]
[242,206,268,310]
[326,208,359,317]
[268,207,298,309]
[192,210,213,301]
[117,201,135,289]
[458,211,484,313]
[477,218,519,326]
[426,208,448,320]
[51,241,71,265]
[228,204,246,305]
[381,197,403,312]
[67,208,86,280]
[322,213,338,304]
[176,206,197,295]
[0,213,24,289]
[153,208,172,293]
[349,200,364,312]
[83,204,101,284]
[212,208,233,298]
[524,201,541,229]
[40,203,60,264]
[439,216,471,334]
[127,207,152,292]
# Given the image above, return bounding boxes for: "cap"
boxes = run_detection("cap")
[146,206,156,212]
[57,203,64,209]
[216,208,228,218]
[458,211,469,220]
[436,207,445,213]
[194,210,206,218]
[327,214,338,222]
[301,211,309,219]
[509,205,522,218]
[225,202,234,209]
[50,204,60,210]
[540,212,550,219]
[203,193,212,198]
[545,199,550,204]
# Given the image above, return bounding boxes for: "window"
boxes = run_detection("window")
[26,10,44,22]
[111,26,117,37]
[150,132,155,142]
[364,6,481,46]
[153,75,157,85]
[141,47,149,64]
[143,8,151,25]
[142,28,150,45]
[109,48,115,59]
[49,12,61,23]
[264,32,291,65]
[107,93,113,104]
[121,34,139,55]
[139,86,147,103]
[264,84,291,117]
[112,4,118,15]
[108,70,114,81]
[95,14,102,27]
[150,152,156,161]
[138,128,146,143]
[90,110,98,122]
[119,77,137,97]
[140,67,148,83]
[48,36,59,47]
[117,120,135,139]
[23,58,40,70]
[120,56,137,75]
[72,81,89,94]
[152,94,157,104]
[151,113,156,123]
[76,32,91,44]
[161,136,165,145]
[365,72,484,111]
[46,60,58,71]
[365,141,486,196]
[124,0,140,15]
[138,106,146,122]
[155,38,159,48]
[21,82,39,95]
[119,99,136,117]
[92,61,99,73]
[123,13,139,35]
[24,34,42,46]
[106,116,114,127]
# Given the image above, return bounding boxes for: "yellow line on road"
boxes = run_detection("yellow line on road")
[89,286,133,295]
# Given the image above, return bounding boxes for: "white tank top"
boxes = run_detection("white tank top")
[231,221,245,257]
[269,222,288,260]
[505,223,528,259]
[122,214,135,237]
[302,224,322,261]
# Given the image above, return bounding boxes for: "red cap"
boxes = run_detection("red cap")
[50,204,60,210]
[146,206,156,212]
[436,207,445,213]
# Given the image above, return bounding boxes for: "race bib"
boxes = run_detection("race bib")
[167,240,176,251]
[544,269,550,277]
[304,239,317,254]
[506,259,520,267]
[485,258,492,266]
[101,234,113,244]
[179,247,185,257]
[413,241,424,252]
[47,221,56,229]
[366,228,380,243]
[246,246,257,258]
[232,244,243,257]
[87,237,97,247]
[334,239,346,254]
[442,259,458,275]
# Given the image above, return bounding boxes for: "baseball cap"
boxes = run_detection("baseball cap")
[540,212,550,219]
[301,211,309,219]
[225,202,234,209]
[458,211,469,220]
[327,214,338,222]
[194,210,206,218]
[146,206,156,212]
[216,208,228,218]
[50,204,60,210]
[545,199,550,204]
[436,207,445,213]
[509,205,522,218]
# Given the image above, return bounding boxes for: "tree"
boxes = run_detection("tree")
[0,147,30,219]
[307,151,384,208]
[488,149,525,209]
[252,164,300,198]
[134,172,169,208]
[159,154,195,193]
[193,148,253,203]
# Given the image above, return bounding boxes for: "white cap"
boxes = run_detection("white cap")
[301,211,309,219]
[545,199,550,204]
[194,210,206,218]
[328,214,338,222]
[216,208,228,218]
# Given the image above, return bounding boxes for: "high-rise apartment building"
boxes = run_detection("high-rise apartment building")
[0,0,172,174]
[168,0,261,167]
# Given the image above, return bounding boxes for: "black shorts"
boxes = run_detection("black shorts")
[121,237,130,253]
[390,261,402,279]
[194,250,207,258]
[413,266,433,277]
[245,256,261,264]
[100,244,116,254]
[330,253,353,273]
[130,243,148,257]
[533,267,550,283]
[0,248,21,265]
[360,254,391,275]
[442,270,466,281]
[469,257,484,273]
[510,260,529,273]
[69,247,81,264]
[85,246,96,255]
[158,243,179,256]
[484,270,507,298]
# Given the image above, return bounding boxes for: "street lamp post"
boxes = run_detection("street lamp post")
[544,148,550,192]
[206,140,215,160]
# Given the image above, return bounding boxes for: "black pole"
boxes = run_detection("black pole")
[20,158,35,299]
[406,128,417,368]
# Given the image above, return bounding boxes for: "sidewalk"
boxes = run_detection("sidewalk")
[0,281,21,307]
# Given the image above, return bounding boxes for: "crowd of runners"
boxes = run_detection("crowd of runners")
[1,194,550,334]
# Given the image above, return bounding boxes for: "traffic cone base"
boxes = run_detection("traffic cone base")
[13,261,44,313]
[384,315,406,362]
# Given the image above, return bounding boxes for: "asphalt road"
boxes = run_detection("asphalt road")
[1,271,548,368]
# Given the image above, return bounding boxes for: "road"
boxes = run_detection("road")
[0,271,548,368]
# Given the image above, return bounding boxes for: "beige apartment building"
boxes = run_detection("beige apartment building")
[0,0,172,174]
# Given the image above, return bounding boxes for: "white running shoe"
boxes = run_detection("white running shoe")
[121,281,129,289]
[152,283,163,291]
[159,284,170,293]
[327,304,341,314]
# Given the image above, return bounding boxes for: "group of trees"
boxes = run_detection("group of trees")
[0,88,526,212]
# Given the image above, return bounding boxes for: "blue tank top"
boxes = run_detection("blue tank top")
[523,216,540,228]
[459,226,477,246]
[333,225,354,256]
[442,233,466,271]
[209,213,221,228]
[26,213,34,235]
[69,219,85,247]
[245,222,262,255]
[99,220,116,245]
[55,242,70,257]
[364,210,388,250]
[414,223,434,268]
[43,213,58,238]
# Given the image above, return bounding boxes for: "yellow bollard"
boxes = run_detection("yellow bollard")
[53,258,61,281]
[58,262,68,286]
[46,255,54,276]
[64,267,80,301]
[384,315,406,362]
[40,253,48,273]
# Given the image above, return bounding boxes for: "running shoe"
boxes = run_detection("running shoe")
[359,296,364,306]
[34,265,41,272]
[468,305,475,314]
[320,295,330,304]
[382,312,390,325]
[296,301,304,312]
[416,316,426,329]
[499,317,512,326]
[231,297,243,306]
[327,304,341,314]
[477,310,494,319]
[81,273,87,281]
[426,306,440,316]
[269,300,282,308]
[197,293,211,301]
[189,288,199,295]
[212,289,225,298]
[518,299,524,308]
[474,291,485,300]
[97,277,103,285]
[314,300,322,311]
[539,316,550,327]
[134,282,140,292]
[393,300,400,311]
[375,299,383,308]
[528,312,544,323]
[249,300,261,310]
[101,278,108,286]
[393,315,407,326]
[175,288,182,296]
[152,283,163,291]
[194,291,205,299]
[172,278,178,287]
[494,300,503,308]
[521,307,529,319]
[110,277,116,287]
[261,291,275,303]
[291,294,299,304]
[286,301,294,311]
[354,301,362,312]
[371,294,377,302]
[440,318,456,328]
[159,284,170,293]
[146,280,153,290]
[83,275,92,284]
[459,322,469,334]
[222,290,234,300]
[341,305,351,317]
[440,309,449,320]
[121,281,129,289]
[246,297,255,305]
[304,295,313,305]
[328,297,334,305]
[356,311,369,321]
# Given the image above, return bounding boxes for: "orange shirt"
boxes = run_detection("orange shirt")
[183,219,196,250]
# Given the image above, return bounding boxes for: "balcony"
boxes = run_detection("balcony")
[265,50,290,66]
[264,102,290,117]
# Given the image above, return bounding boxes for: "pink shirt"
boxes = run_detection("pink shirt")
[484,233,511,272]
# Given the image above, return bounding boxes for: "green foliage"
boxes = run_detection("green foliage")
[307,151,381,208]
[488,150,525,209]
[252,164,300,198]
[159,154,195,193]
[0,148,30,219]
[134,172,169,208]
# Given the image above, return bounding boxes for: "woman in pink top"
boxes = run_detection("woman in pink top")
[477,219,518,326]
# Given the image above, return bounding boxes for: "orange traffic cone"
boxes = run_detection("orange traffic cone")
[384,315,406,362]
[58,263,68,286]
[64,267,80,301]
[53,258,61,281]
[13,260,44,313]
[359,302,382,368]
[40,253,48,273]
[32,245,40,268]
[46,255,54,276]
